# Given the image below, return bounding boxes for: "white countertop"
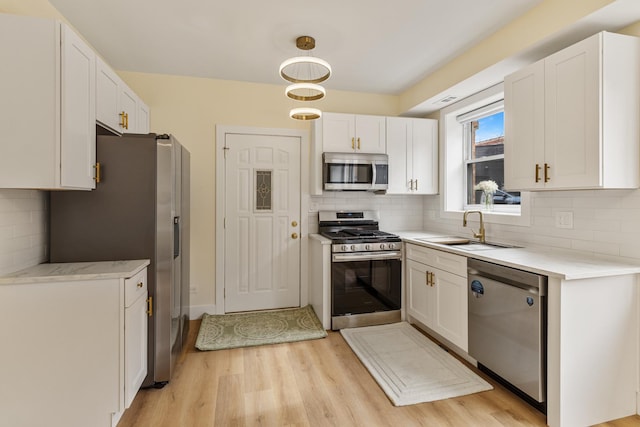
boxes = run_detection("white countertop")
[398,231,640,280]
[0,259,150,285]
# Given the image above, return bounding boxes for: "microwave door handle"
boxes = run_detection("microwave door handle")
[371,161,376,189]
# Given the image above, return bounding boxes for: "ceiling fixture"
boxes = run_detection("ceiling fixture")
[289,107,322,121]
[280,36,331,120]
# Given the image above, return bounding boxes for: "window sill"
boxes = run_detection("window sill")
[440,193,531,226]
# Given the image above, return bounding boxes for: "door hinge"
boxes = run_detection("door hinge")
[223,146,230,159]
[147,296,153,317]
[223,217,226,229]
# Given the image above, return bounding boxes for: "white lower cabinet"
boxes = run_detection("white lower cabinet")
[123,269,148,409]
[405,244,468,351]
[0,262,148,427]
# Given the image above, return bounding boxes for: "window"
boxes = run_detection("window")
[459,102,520,207]
[440,83,528,225]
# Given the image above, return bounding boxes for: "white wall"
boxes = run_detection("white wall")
[0,190,47,275]
[422,189,640,262]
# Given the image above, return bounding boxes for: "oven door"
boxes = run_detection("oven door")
[331,251,401,317]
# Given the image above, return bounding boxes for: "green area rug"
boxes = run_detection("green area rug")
[195,305,327,351]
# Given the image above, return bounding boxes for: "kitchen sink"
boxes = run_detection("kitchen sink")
[415,236,521,251]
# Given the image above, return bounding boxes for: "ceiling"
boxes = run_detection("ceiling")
[49,0,542,96]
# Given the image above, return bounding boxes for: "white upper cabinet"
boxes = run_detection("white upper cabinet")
[0,14,96,190]
[386,117,438,194]
[319,113,386,153]
[96,57,149,135]
[505,31,640,191]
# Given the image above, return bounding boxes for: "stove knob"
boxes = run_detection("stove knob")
[365,244,372,250]
[379,243,386,250]
[387,243,396,250]
[350,245,356,251]
[341,245,350,252]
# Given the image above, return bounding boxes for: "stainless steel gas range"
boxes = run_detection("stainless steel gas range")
[319,210,402,330]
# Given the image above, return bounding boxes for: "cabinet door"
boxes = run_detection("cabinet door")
[386,117,410,193]
[355,115,386,153]
[406,259,432,327]
[504,60,545,191]
[322,112,356,152]
[544,34,600,189]
[125,291,148,408]
[137,101,150,134]
[411,119,438,194]
[119,85,138,133]
[0,15,58,188]
[60,24,96,189]
[432,267,468,351]
[96,57,121,132]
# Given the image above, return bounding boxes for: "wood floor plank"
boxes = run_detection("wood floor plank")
[116,320,640,427]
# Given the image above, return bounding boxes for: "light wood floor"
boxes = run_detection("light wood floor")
[118,320,640,427]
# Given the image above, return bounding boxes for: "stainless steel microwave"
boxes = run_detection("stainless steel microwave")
[322,152,389,192]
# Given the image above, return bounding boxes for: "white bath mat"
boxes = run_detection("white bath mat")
[341,322,492,406]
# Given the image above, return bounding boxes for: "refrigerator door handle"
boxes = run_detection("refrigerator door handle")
[173,216,180,258]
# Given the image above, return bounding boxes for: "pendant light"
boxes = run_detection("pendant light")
[280,36,331,120]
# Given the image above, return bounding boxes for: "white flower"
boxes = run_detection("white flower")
[474,180,498,194]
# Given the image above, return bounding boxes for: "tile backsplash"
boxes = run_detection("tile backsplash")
[309,188,640,263]
[0,190,47,275]
[421,189,640,262]
[308,192,425,232]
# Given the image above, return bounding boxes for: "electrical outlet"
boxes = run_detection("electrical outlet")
[555,211,574,229]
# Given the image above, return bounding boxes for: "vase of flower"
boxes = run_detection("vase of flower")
[480,191,493,212]
[474,180,498,212]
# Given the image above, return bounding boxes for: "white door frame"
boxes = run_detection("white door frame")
[215,125,310,314]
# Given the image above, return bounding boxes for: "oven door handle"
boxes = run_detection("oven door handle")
[332,251,402,262]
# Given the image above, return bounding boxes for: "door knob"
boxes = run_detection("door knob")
[291,221,298,227]
[291,233,299,239]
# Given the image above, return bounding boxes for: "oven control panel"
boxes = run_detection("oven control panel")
[333,242,401,253]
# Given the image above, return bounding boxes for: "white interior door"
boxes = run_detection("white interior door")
[224,133,301,312]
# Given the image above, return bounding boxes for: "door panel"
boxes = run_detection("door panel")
[224,133,301,312]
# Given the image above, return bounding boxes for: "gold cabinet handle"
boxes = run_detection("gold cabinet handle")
[430,272,435,286]
[137,282,143,288]
[351,137,355,150]
[357,137,361,150]
[425,271,435,287]
[291,232,298,239]
[93,162,101,183]
[535,164,541,183]
[125,113,129,130]
[119,111,127,128]
[291,221,298,227]
[544,163,550,183]
[147,296,153,317]
[425,271,429,287]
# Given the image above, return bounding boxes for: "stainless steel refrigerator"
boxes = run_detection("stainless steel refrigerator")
[49,133,190,388]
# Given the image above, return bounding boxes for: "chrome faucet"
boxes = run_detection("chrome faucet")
[463,210,485,243]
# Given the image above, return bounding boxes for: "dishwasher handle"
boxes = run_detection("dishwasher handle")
[469,272,543,296]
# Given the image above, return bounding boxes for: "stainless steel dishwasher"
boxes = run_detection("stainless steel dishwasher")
[468,258,547,411]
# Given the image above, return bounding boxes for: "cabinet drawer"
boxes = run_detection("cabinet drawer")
[125,268,147,307]
[405,243,467,277]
